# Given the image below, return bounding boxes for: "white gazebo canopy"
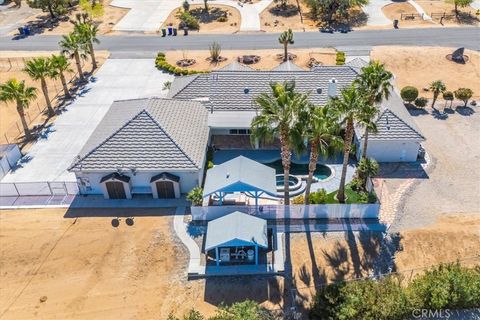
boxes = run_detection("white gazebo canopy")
[205,211,268,266]
[202,156,276,206]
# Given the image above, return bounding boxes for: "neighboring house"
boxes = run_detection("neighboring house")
[0,144,22,180]
[69,98,209,199]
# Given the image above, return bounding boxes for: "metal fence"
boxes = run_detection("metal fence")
[191,203,380,221]
[0,181,79,197]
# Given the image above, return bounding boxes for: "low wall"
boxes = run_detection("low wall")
[0,182,79,196]
[191,203,380,221]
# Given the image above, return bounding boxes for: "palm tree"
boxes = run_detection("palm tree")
[354,61,393,159]
[356,104,378,160]
[298,104,343,204]
[251,81,308,205]
[357,157,379,190]
[328,85,367,203]
[74,21,100,70]
[278,29,294,62]
[0,79,38,140]
[429,80,446,109]
[59,33,86,82]
[50,54,73,99]
[23,57,55,117]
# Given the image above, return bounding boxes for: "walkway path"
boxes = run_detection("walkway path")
[111,0,273,32]
[362,0,393,26]
[407,0,432,20]
[471,0,480,10]
[1,59,172,183]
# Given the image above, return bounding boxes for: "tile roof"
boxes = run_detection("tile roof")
[69,98,209,172]
[271,60,304,71]
[167,66,359,111]
[217,61,255,71]
[346,57,369,73]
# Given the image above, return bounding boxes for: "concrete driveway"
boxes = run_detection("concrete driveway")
[386,107,480,231]
[2,59,173,183]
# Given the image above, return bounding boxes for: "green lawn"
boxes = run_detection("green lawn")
[324,185,376,204]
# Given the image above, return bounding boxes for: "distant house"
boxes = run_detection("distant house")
[69,98,209,199]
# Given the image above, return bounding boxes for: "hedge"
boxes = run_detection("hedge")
[336,51,346,65]
[155,52,208,76]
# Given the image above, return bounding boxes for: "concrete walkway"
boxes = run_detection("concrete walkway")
[0,3,40,36]
[472,0,480,10]
[362,0,393,26]
[1,59,173,183]
[407,0,432,20]
[110,0,273,32]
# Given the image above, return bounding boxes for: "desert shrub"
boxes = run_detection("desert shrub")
[292,195,305,204]
[217,16,228,22]
[443,90,454,101]
[349,177,363,192]
[177,10,200,29]
[336,51,346,65]
[454,87,473,107]
[414,97,428,108]
[310,188,328,204]
[310,263,480,320]
[211,300,274,320]
[207,160,214,169]
[400,86,419,103]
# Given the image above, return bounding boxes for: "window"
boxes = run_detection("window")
[229,129,251,135]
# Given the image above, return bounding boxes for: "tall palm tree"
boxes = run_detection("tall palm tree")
[429,80,446,109]
[251,81,308,205]
[74,21,100,70]
[328,85,367,203]
[278,29,294,62]
[357,157,379,189]
[50,54,73,99]
[354,61,393,159]
[356,104,378,160]
[59,33,86,82]
[0,79,38,140]
[297,104,343,204]
[23,57,55,117]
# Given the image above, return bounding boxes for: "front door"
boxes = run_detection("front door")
[156,181,175,198]
[106,181,126,199]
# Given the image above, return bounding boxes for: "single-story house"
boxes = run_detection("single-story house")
[69,98,209,199]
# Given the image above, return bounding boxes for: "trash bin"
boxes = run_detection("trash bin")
[161,28,166,37]
[167,26,173,35]
[393,19,399,29]
[18,27,24,35]
[23,27,30,35]
[247,249,254,262]
[173,28,177,36]
[183,27,188,36]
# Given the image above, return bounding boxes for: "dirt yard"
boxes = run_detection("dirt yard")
[9,0,129,36]
[260,0,311,32]
[162,5,241,34]
[395,214,480,273]
[164,47,337,71]
[0,50,109,146]
[371,46,480,99]
[416,0,479,26]
[382,2,435,27]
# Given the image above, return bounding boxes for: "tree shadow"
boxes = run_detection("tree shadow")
[268,4,299,17]
[190,7,229,24]
[64,205,177,218]
[376,162,429,179]
[11,14,69,40]
[406,104,429,116]
[455,106,475,116]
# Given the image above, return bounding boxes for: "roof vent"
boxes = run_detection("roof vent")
[328,78,337,97]
[316,88,322,94]
[386,115,390,130]
[244,88,250,94]
[226,173,230,179]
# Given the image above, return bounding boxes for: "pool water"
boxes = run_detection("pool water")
[276,176,299,187]
[266,160,332,180]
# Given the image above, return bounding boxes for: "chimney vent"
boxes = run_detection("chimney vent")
[328,78,337,97]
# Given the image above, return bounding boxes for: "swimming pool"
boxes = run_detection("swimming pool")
[266,160,332,180]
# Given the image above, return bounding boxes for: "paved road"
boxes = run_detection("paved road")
[1,27,478,57]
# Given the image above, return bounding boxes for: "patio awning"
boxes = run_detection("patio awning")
[203,156,276,197]
[204,211,268,251]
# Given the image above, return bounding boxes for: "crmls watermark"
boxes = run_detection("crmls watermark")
[412,309,453,319]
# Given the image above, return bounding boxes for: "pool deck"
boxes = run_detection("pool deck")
[213,149,356,194]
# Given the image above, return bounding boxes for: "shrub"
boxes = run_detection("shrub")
[182,0,190,12]
[336,51,346,65]
[213,300,274,320]
[349,177,363,192]
[186,187,203,206]
[207,160,214,169]
[310,263,480,320]
[292,195,305,204]
[454,87,473,107]
[209,41,222,63]
[177,10,200,29]
[155,52,206,76]
[414,97,428,108]
[217,16,228,22]
[400,86,419,103]
[310,188,328,204]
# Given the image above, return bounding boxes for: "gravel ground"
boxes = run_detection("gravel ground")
[390,106,480,232]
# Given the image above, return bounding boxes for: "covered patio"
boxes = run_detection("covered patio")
[202,156,276,208]
[204,211,269,267]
